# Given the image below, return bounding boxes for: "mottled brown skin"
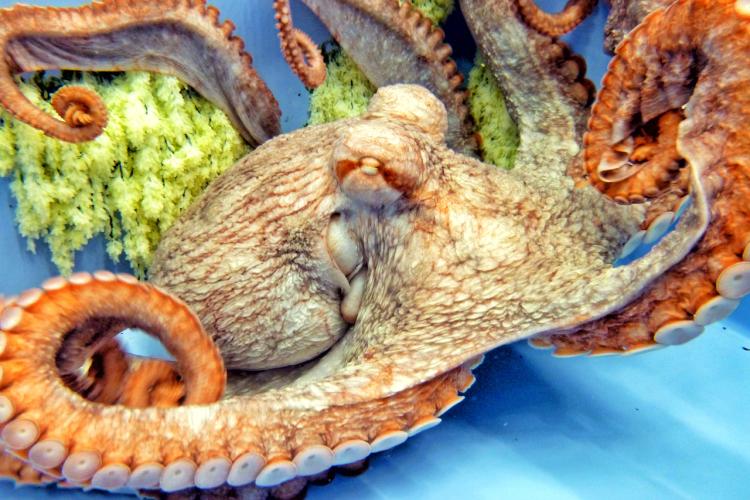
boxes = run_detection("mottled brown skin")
[0,0,749,497]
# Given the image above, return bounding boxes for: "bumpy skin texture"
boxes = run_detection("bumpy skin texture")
[0,0,280,145]
[1,0,749,497]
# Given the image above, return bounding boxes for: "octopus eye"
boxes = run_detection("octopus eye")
[332,87,445,207]
[332,125,426,207]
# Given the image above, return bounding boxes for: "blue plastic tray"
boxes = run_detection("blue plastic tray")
[1,1,748,499]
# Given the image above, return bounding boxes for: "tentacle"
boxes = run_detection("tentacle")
[121,360,185,409]
[461,0,599,182]
[585,105,686,203]
[514,0,598,37]
[273,0,326,88]
[0,272,225,406]
[0,0,280,145]
[299,0,476,152]
[0,272,476,492]
[531,0,750,355]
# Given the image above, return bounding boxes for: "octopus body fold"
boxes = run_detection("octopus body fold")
[0,0,748,497]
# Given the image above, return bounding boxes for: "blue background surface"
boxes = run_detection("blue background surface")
[0,1,748,499]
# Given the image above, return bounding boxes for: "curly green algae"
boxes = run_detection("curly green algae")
[0,72,250,277]
[307,0,455,125]
[307,2,519,170]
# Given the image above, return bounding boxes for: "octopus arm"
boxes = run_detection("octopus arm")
[533,0,750,354]
[273,0,326,88]
[0,0,280,146]
[514,0,599,37]
[461,0,597,183]
[0,272,477,492]
[299,0,475,153]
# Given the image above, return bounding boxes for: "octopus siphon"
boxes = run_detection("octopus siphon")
[0,0,748,498]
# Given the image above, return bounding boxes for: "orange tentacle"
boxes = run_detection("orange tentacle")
[273,0,326,88]
[0,269,475,490]
[536,0,750,356]
[121,360,185,409]
[586,108,686,203]
[514,0,598,37]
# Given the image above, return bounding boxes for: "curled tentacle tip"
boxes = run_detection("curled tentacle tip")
[514,0,598,37]
[273,0,326,88]
[50,86,108,142]
[290,29,326,88]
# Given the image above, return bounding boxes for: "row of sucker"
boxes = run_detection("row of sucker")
[587,109,686,204]
[503,0,598,113]
[273,0,327,88]
[531,0,750,356]
[513,0,599,38]
[144,460,369,499]
[583,2,697,203]
[544,39,596,110]
[618,174,691,260]
[394,0,474,151]
[0,272,225,490]
[0,273,482,493]
[0,0,280,145]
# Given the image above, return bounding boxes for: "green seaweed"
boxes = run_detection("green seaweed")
[307,44,377,126]
[467,55,519,169]
[0,72,250,277]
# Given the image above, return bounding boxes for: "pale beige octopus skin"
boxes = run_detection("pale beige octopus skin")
[1,0,750,498]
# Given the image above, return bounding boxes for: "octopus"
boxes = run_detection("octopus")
[0,0,747,497]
